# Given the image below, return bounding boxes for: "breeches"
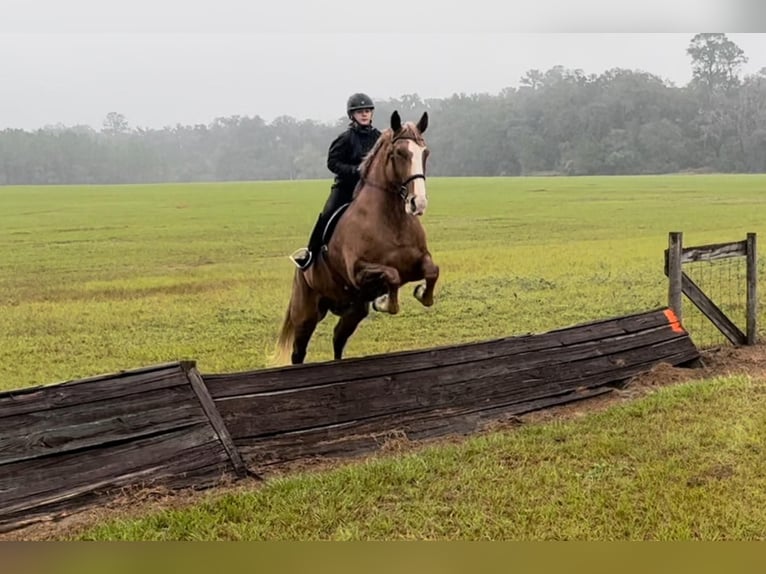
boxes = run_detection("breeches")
[322,184,354,216]
[307,185,354,252]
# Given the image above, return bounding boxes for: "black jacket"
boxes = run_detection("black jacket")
[327,123,381,192]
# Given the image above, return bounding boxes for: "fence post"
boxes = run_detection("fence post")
[667,231,683,323]
[746,232,758,345]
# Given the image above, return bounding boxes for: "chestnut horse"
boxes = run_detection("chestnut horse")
[275,110,439,364]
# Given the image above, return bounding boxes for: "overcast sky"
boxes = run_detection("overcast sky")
[2,1,764,130]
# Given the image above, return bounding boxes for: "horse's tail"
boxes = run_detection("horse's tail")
[272,270,300,366]
[273,303,295,366]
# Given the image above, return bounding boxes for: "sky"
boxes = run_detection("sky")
[2,0,765,131]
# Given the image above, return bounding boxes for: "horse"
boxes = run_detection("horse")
[275,110,440,365]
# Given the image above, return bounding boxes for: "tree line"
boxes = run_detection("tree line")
[2,33,764,185]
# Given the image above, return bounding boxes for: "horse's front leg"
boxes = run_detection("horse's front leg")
[354,262,401,315]
[414,253,439,307]
[374,284,401,314]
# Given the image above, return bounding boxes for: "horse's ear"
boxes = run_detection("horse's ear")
[417,111,428,134]
[391,110,402,133]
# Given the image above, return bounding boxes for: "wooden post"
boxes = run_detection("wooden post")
[746,232,758,345]
[667,232,683,323]
[181,361,251,479]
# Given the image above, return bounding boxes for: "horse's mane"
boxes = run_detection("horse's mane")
[358,129,392,180]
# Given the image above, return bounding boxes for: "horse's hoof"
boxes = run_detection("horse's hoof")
[413,284,425,301]
[372,294,388,312]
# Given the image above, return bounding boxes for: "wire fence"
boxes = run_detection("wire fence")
[683,256,747,348]
[667,233,762,350]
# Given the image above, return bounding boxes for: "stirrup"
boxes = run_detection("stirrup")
[289,247,312,270]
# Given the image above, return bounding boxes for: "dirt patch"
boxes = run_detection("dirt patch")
[687,463,736,487]
[4,343,766,541]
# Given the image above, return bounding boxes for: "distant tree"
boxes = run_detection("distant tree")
[736,68,766,172]
[687,33,748,96]
[102,112,129,135]
[3,41,766,184]
[520,69,544,90]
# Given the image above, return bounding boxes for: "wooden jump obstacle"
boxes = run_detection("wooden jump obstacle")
[0,307,700,533]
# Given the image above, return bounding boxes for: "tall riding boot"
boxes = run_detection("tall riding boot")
[289,212,324,270]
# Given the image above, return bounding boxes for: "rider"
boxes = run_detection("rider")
[289,92,382,270]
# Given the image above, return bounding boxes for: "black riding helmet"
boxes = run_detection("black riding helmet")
[347,92,375,119]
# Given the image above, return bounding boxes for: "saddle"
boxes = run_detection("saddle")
[319,202,351,250]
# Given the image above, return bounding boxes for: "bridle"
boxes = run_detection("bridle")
[364,134,427,201]
[396,173,426,200]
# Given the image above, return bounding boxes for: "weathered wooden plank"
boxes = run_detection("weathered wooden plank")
[19,361,183,388]
[0,363,189,419]
[236,388,613,469]
[235,346,698,470]
[182,362,249,479]
[219,330,696,440]
[216,325,692,430]
[0,360,242,532]
[681,271,746,345]
[0,435,234,533]
[231,341,698,448]
[206,308,677,398]
[0,423,229,515]
[225,334,691,437]
[0,381,196,434]
[0,444,232,530]
[680,240,747,263]
[541,307,672,335]
[239,351,695,467]
[0,444,232,534]
[0,384,206,465]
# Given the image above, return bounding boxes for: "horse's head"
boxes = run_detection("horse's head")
[387,110,429,216]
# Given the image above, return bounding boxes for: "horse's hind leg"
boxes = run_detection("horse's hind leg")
[332,301,369,360]
[290,285,328,365]
[291,309,324,364]
[414,253,439,307]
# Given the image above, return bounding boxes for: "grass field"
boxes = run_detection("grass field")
[2,174,765,391]
[3,174,766,540]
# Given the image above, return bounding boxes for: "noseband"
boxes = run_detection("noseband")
[397,173,426,200]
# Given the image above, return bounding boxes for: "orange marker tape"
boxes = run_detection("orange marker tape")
[663,308,685,333]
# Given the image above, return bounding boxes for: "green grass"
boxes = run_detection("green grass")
[2,174,766,390]
[74,375,766,540]
[4,174,766,541]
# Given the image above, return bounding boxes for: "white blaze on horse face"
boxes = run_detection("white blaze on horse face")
[406,140,427,216]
